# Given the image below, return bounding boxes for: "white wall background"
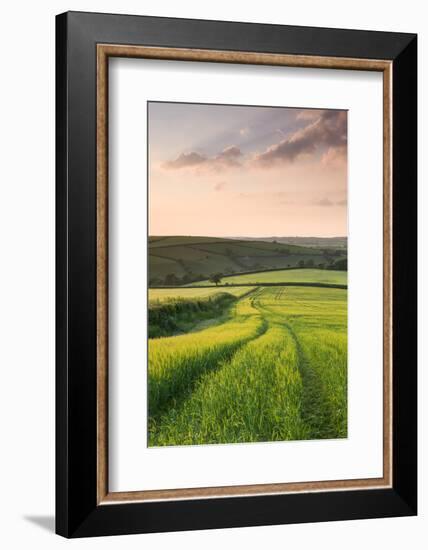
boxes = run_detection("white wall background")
[0,1,424,548]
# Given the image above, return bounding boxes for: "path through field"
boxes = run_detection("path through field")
[148,285,347,446]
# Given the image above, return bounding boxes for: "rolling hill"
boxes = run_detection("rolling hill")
[233,236,347,249]
[149,236,346,286]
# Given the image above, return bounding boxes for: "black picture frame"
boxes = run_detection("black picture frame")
[56,11,417,538]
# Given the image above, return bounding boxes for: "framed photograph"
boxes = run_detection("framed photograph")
[56,11,417,537]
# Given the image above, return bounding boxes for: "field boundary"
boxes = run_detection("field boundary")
[196,265,345,279]
[151,282,348,290]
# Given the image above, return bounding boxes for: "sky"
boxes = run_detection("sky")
[148,102,347,238]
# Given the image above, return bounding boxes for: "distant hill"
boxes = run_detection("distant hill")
[232,236,347,249]
[149,236,346,286]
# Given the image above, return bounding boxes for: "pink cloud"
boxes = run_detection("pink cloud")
[314,197,347,207]
[214,181,227,191]
[163,145,243,173]
[163,151,207,170]
[321,145,347,167]
[253,110,347,168]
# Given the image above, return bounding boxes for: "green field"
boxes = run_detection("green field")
[149,286,251,304]
[193,268,347,287]
[149,235,346,285]
[148,284,347,446]
[148,287,255,337]
[238,236,347,249]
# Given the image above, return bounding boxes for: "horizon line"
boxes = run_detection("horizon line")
[149,234,347,239]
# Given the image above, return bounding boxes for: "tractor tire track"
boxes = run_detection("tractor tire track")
[149,294,268,428]
[252,289,339,440]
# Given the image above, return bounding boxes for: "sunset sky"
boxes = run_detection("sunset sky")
[148,102,347,237]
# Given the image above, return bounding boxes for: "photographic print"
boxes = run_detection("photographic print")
[147,101,348,447]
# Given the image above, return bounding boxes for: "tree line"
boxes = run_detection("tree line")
[149,258,347,287]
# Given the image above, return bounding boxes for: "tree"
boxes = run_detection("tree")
[332,258,347,271]
[306,258,315,267]
[164,273,179,286]
[298,260,305,268]
[180,273,191,285]
[209,273,223,286]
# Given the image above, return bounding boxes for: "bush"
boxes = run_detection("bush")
[148,293,237,337]
[330,258,347,271]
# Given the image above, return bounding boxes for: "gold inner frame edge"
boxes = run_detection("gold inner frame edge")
[96,44,393,505]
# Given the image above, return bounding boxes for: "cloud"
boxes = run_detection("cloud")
[315,197,347,207]
[316,197,335,207]
[163,151,206,170]
[214,181,227,191]
[237,191,296,205]
[239,127,250,136]
[161,110,347,175]
[163,145,243,172]
[322,145,347,167]
[253,110,347,168]
[216,146,242,167]
[295,109,324,121]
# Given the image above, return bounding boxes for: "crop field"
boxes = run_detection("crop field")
[149,286,251,304]
[148,287,255,337]
[193,268,347,287]
[148,285,347,446]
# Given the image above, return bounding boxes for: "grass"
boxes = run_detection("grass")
[148,294,266,422]
[149,255,186,278]
[148,287,254,337]
[149,286,251,304]
[253,286,347,439]
[148,285,347,446]
[193,268,347,286]
[150,324,308,446]
[149,236,313,253]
